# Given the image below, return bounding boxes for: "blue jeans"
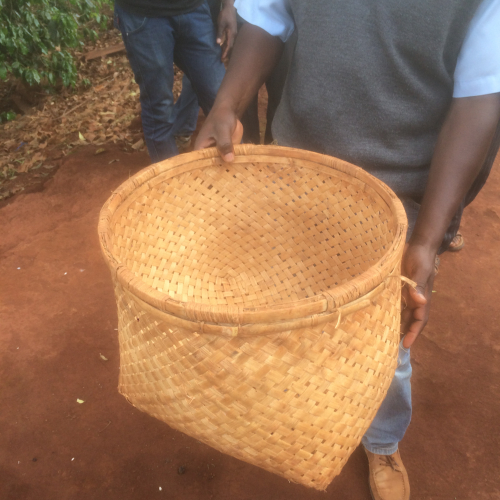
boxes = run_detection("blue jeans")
[172,74,199,137]
[172,0,221,137]
[114,2,225,162]
[362,342,412,454]
[362,199,419,454]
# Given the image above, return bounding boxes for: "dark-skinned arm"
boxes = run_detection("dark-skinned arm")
[195,22,284,160]
[402,92,500,348]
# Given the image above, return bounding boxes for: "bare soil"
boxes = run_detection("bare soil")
[1,144,499,500]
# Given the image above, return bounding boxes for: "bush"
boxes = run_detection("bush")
[0,0,111,88]
[0,110,16,122]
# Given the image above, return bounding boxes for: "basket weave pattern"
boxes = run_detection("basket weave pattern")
[99,145,407,490]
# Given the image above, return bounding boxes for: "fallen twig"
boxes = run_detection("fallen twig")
[98,420,112,433]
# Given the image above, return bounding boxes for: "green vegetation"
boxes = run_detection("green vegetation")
[0,110,16,122]
[0,0,111,88]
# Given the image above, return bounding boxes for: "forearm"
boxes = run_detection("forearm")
[410,93,500,252]
[215,22,284,117]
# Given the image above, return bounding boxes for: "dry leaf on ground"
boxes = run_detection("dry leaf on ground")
[0,29,185,198]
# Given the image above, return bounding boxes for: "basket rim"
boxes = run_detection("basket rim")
[98,144,408,327]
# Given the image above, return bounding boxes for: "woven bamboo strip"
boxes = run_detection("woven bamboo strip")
[99,145,407,490]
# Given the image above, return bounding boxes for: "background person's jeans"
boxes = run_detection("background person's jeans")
[172,0,221,138]
[172,75,199,137]
[114,2,225,162]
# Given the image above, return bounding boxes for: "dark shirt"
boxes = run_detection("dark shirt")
[115,0,204,17]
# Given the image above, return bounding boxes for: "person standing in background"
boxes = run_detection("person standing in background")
[114,0,228,162]
[172,0,237,150]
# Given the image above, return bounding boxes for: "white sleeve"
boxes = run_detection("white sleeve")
[453,0,500,97]
[234,0,295,42]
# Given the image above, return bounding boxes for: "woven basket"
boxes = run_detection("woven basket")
[99,145,407,490]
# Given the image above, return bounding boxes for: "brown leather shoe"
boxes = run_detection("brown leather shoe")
[365,449,410,500]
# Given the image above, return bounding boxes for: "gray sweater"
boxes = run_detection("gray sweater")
[273,0,483,199]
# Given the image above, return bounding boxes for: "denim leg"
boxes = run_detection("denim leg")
[172,1,223,137]
[360,199,418,454]
[114,4,178,162]
[362,341,412,455]
[172,75,200,137]
[173,2,225,117]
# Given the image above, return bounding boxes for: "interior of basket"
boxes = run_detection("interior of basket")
[110,160,397,307]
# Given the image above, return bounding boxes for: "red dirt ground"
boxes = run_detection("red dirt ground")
[1,144,499,500]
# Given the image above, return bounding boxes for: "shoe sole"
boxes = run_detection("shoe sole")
[448,234,465,252]
[448,242,464,252]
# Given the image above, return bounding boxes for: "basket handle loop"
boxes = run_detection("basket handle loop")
[399,276,417,289]
[385,273,417,290]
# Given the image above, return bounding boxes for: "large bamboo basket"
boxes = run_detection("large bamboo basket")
[99,145,408,490]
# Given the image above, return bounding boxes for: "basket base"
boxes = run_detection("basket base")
[115,276,400,490]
